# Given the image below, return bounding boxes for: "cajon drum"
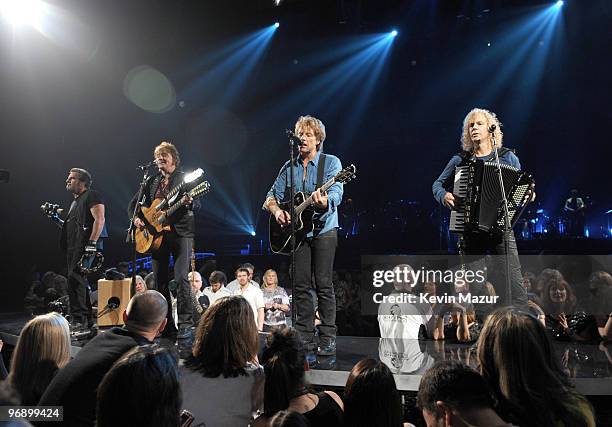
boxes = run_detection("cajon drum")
[97,279,131,327]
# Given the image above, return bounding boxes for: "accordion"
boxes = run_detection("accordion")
[449,159,534,236]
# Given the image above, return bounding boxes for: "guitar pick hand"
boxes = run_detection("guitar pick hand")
[274,209,291,226]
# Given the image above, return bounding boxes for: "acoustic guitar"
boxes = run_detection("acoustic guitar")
[268,164,356,255]
[135,181,211,253]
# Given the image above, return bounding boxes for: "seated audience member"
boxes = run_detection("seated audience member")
[541,279,579,340]
[477,307,595,427]
[144,271,156,290]
[343,358,404,427]
[417,360,512,427]
[378,265,433,340]
[133,275,147,294]
[97,345,181,427]
[0,338,7,380]
[38,291,168,426]
[231,267,265,331]
[7,313,71,405]
[428,282,473,343]
[262,269,290,331]
[180,296,263,427]
[522,271,536,293]
[532,268,564,303]
[587,271,612,324]
[0,381,33,427]
[603,312,612,341]
[188,271,210,322]
[202,270,231,305]
[269,411,311,427]
[253,327,343,427]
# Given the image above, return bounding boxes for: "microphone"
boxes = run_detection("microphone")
[136,160,157,171]
[285,129,302,144]
[488,124,497,133]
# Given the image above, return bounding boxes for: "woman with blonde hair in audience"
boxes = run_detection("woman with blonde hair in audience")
[180,296,263,427]
[7,312,71,405]
[477,307,595,427]
[262,269,290,331]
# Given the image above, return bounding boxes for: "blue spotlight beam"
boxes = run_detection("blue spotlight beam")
[180,24,277,106]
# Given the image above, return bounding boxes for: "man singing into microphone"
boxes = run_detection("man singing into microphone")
[432,108,528,308]
[263,115,343,358]
[128,142,194,341]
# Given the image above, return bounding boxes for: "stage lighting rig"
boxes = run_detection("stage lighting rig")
[0,0,45,27]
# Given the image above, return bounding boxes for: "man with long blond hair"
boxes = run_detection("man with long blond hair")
[128,141,195,340]
[432,108,528,308]
[263,115,344,357]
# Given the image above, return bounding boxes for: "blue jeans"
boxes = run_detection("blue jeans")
[294,229,338,347]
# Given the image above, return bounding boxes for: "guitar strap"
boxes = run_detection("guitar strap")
[316,154,327,189]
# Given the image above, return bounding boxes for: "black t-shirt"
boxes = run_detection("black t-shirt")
[61,189,104,252]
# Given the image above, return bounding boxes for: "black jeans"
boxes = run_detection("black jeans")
[152,233,193,330]
[294,228,338,347]
[66,248,91,325]
[462,231,527,307]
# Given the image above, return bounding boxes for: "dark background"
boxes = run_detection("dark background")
[1,0,610,308]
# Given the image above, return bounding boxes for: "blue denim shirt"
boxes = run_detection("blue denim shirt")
[266,150,343,237]
[432,149,521,206]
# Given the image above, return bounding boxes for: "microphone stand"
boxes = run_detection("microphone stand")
[127,166,153,290]
[491,131,512,305]
[287,132,297,327]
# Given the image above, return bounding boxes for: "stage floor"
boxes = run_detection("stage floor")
[1,311,611,397]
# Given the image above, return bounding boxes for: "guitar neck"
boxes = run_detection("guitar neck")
[164,182,210,218]
[295,177,336,214]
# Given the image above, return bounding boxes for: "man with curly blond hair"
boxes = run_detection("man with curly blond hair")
[263,115,344,358]
[432,108,528,308]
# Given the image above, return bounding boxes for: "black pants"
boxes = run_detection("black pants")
[461,231,527,307]
[294,229,338,347]
[66,248,91,325]
[152,233,193,330]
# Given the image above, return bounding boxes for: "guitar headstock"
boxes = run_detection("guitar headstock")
[190,181,211,198]
[335,164,357,184]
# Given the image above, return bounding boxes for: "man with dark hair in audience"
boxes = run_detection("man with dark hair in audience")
[231,268,265,331]
[227,262,257,292]
[203,270,231,305]
[417,360,516,427]
[38,290,168,426]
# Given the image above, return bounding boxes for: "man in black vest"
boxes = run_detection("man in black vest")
[263,116,344,357]
[61,168,105,329]
[129,141,194,339]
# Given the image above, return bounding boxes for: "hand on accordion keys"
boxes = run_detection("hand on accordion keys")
[524,182,536,203]
[443,192,456,209]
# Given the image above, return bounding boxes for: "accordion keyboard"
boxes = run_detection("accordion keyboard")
[449,165,469,232]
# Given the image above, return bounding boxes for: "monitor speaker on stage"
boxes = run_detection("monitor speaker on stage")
[0,170,9,183]
[97,278,131,327]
